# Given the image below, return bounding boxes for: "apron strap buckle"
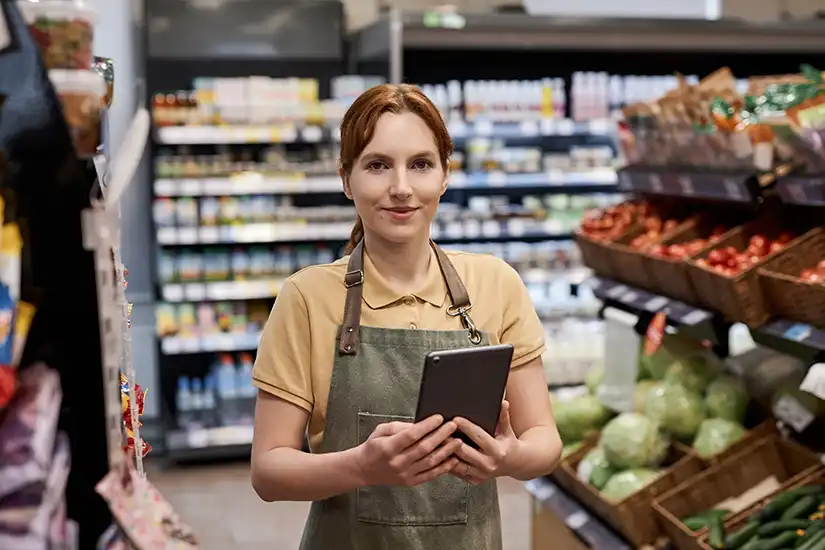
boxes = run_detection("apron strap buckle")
[344,269,364,288]
[448,304,483,345]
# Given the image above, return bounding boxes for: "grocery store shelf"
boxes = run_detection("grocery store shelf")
[165,425,253,461]
[352,11,825,59]
[160,332,262,355]
[447,118,615,141]
[160,279,283,302]
[155,124,335,145]
[156,223,574,246]
[524,477,632,550]
[775,175,825,207]
[616,166,762,204]
[154,170,618,198]
[750,319,825,363]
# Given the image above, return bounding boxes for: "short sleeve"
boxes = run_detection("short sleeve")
[497,259,546,369]
[252,278,314,412]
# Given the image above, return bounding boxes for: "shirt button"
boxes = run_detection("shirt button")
[403,296,415,306]
[409,322,418,329]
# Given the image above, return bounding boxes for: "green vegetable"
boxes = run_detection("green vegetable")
[576,447,616,490]
[599,412,670,469]
[741,537,762,550]
[562,441,583,458]
[555,395,612,442]
[663,352,719,393]
[752,531,799,550]
[760,490,815,523]
[725,522,761,549]
[585,366,604,395]
[705,374,749,423]
[693,418,747,458]
[782,496,819,521]
[683,509,730,532]
[708,513,726,548]
[796,529,825,550]
[600,469,661,502]
[757,520,810,537]
[634,380,657,414]
[796,522,825,547]
[644,381,707,440]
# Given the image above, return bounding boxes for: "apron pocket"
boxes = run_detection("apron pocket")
[356,412,470,526]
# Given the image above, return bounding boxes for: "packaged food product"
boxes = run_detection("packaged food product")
[48,69,105,158]
[92,56,114,108]
[19,0,97,70]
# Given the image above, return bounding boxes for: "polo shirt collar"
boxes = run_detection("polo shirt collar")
[354,247,448,309]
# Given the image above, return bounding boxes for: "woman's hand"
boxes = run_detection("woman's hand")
[355,414,463,488]
[450,401,521,485]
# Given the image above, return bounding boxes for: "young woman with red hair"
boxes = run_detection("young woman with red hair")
[251,84,562,550]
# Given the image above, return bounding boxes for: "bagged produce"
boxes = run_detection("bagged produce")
[601,469,662,502]
[639,333,708,381]
[644,381,707,440]
[600,412,670,469]
[705,374,749,423]
[577,447,617,490]
[554,395,612,443]
[692,418,746,458]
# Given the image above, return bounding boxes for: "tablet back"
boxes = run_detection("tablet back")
[414,344,514,439]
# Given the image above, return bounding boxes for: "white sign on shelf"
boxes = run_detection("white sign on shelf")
[773,395,815,433]
[800,363,825,401]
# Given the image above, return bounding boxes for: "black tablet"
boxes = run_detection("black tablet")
[414,344,514,447]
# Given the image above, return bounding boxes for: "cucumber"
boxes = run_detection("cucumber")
[726,522,761,549]
[742,538,762,550]
[753,531,799,549]
[758,520,812,537]
[797,524,825,547]
[797,530,825,550]
[684,515,709,531]
[709,513,726,549]
[783,497,820,521]
[761,489,825,522]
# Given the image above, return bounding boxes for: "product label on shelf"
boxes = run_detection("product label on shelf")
[644,296,669,312]
[556,119,575,136]
[648,174,663,193]
[784,323,813,342]
[723,178,745,201]
[677,175,695,196]
[773,395,815,433]
[519,120,539,137]
[565,510,590,530]
[800,363,825,401]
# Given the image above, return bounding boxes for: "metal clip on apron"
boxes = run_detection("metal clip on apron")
[299,240,501,550]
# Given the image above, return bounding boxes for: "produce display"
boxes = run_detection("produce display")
[800,260,825,283]
[578,201,645,241]
[697,233,795,277]
[647,225,730,259]
[701,482,825,550]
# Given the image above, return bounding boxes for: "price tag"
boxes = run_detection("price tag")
[177,227,198,244]
[156,227,177,245]
[185,284,206,302]
[556,119,575,136]
[606,285,628,299]
[681,309,709,325]
[622,291,638,303]
[519,120,539,137]
[187,429,210,449]
[301,126,323,143]
[154,180,175,197]
[800,363,825,401]
[617,172,632,191]
[773,395,815,433]
[540,118,557,136]
[724,179,745,201]
[678,175,695,196]
[487,171,507,187]
[180,338,200,353]
[644,311,667,356]
[784,182,808,205]
[784,323,812,342]
[565,510,590,530]
[180,180,201,196]
[162,284,184,302]
[161,338,182,355]
[648,174,664,193]
[475,120,494,136]
[645,296,669,311]
[199,226,220,243]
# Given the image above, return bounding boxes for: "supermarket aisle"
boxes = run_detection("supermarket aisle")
[150,462,531,550]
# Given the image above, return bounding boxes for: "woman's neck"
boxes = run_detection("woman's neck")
[363,234,432,292]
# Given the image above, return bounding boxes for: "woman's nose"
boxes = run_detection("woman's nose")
[389,170,413,198]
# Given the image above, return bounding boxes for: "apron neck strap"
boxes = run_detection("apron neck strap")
[338,240,480,356]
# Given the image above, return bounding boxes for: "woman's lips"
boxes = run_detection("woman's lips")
[383,207,418,221]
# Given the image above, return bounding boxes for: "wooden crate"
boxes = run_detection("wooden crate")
[758,227,825,330]
[563,439,704,547]
[696,469,825,550]
[653,435,823,550]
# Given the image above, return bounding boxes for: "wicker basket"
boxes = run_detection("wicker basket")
[575,232,620,278]
[641,219,741,306]
[758,227,825,330]
[609,218,697,291]
[653,435,822,550]
[563,440,704,547]
[696,469,825,550]
[550,433,600,494]
[685,218,818,327]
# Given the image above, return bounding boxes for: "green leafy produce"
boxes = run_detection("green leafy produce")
[600,468,661,502]
[664,354,719,393]
[634,380,657,413]
[576,447,616,490]
[585,366,604,395]
[692,418,746,458]
[562,441,583,458]
[706,374,749,423]
[644,381,707,440]
[554,395,612,443]
[599,412,670,469]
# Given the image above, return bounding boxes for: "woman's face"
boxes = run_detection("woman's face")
[343,111,447,247]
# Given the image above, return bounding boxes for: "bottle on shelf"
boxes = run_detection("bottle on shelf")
[202,373,218,428]
[190,377,205,429]
[236,352,256,425]
[176,376,193,430]
[214,353,240,426]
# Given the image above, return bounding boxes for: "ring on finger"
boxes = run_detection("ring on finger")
[464,463,471,476]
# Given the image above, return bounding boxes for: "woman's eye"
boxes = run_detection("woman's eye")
[411,159,432,171]
[367,161,388,171]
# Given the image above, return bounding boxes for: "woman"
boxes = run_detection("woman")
[251,83,562,550]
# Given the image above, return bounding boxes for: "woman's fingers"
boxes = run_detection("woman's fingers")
[454,439,490,469]
[402,420,458,466]
[409,436,462,475]
[411,456,460,486]
[453,417,498,455]
[386,414,443,453]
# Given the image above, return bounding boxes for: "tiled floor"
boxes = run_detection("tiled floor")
[150,462,532,550]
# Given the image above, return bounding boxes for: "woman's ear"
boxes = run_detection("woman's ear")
[440,167,450,196]
[340,167,353,200]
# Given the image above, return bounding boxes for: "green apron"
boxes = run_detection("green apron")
[298,240,502,550]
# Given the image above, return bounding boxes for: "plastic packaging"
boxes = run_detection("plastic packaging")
[19,0,97,70]
[49,69,105,157]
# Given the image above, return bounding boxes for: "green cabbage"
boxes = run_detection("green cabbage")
[639,333,708,380]
[692,418,746,458]
[705,375,749,423]
[644,381,707,440]
[634,380,657,413]
[601,469,661,502]
[554,395,612,442]
[577,447,616,490]
[585,366,604,395]
[664,355,719,394]
[599,412,670,469]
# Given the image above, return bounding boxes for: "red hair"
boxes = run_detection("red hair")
[339,84,454,254]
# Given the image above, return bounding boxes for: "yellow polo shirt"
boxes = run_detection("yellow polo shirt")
[252,248,547,452]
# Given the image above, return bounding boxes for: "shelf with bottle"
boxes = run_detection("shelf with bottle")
[157,300,269,355]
